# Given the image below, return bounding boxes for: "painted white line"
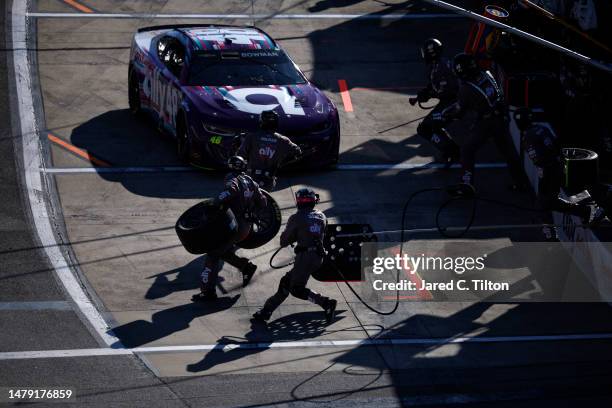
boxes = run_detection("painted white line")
[336,162,506,171]
[0,301,72,311]
[42,166,193,174]
[0,348,132,360]
[336,224,555,238]
[2,332,612,360]
[41,162,506,174]
[26,12,463,20]
[12,0,121,347]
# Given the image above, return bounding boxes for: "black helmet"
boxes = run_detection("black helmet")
[295,188,319,209]
[227,155,247,172]
[513,107,533,131]
[260,110,279,131]
[421,38,443,62]
[453,53,479,79]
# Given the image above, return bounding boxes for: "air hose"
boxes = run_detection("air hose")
[268,183,547,315]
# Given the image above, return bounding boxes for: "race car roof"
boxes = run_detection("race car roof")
[182,27,277,51]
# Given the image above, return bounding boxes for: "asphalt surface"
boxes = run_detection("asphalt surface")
[2,0,612,407]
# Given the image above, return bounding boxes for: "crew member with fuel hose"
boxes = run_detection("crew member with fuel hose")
[253,188,337,323]
[193,155,266,302]
[410,38,461,166]
[238,110,302,190]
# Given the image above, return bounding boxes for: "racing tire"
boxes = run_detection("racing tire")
[238,190,282,249]
[176,113,191,163]
[561,147,599,194]
[128,69,142,115]
[175,199,239,255]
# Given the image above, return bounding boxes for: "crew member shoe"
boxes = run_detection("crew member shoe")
[242,262,257,287]
[252,309,271,323]
[324,299,337,324]
[442,150,460,170]
[191,292,218,302]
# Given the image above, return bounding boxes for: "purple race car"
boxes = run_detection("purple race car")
[128,24,340,168]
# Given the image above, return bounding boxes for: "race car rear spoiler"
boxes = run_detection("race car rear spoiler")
[137,24,248,33]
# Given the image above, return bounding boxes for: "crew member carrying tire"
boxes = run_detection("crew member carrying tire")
[410,38,461,167]
[253,188,337,324]
[238,110,302,191]
[193,155,267,302]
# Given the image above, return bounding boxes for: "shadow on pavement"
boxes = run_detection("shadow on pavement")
[110,295,240,348]
[186,310,346,373]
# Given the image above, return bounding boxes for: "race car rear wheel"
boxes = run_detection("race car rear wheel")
[128,69,141,115]
[176,113,191,163]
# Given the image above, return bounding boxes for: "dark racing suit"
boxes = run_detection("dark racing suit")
[442,71,524,186]
[522,123,562,239]
[415,57,461,160]
[260,208,333,315]
[238,130,301,190]
[201,172,267,295]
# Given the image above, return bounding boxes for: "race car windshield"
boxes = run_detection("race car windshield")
[188,50,307,86]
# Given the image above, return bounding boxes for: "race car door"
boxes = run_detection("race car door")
[151,35,185,135]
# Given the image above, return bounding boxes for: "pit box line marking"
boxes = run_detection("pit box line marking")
[47,133,112,167]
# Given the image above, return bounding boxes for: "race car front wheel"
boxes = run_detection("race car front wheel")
[128,70,141,115]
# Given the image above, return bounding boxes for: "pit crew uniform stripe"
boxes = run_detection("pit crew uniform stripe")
[338,79,353,112]
[62,0,94,13]
[47,134,111,167]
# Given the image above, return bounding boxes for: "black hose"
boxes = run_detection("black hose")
[269,246,294,269]
[435,195,478,238]
[339,188,445,315]
[267,183,545,315]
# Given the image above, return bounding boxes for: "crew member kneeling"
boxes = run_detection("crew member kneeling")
[253,188,337,324]
[193,155,266,302]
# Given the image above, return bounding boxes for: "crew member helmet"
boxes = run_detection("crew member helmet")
[453,53,479,79]
[421,38,443,62]
[295,188,319,209]
[227,155,247,172]
[260,110,279,131]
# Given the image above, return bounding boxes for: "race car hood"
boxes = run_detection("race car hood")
[182,84,332,132]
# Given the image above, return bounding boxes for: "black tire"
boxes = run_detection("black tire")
[175,199,238,255]
[238,190,282,249]
[128,69,141,115]
[561,147,599,194]
[176,113,191,163]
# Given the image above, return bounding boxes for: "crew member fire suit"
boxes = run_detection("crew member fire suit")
[412,57,461,163]
[197,171,267,300]
[238,130,301,190]
[254,194,336,323]
[442,70,525,187]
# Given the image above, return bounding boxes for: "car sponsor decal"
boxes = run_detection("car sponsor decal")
[150,69,181,128]
[219,87,305,116]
